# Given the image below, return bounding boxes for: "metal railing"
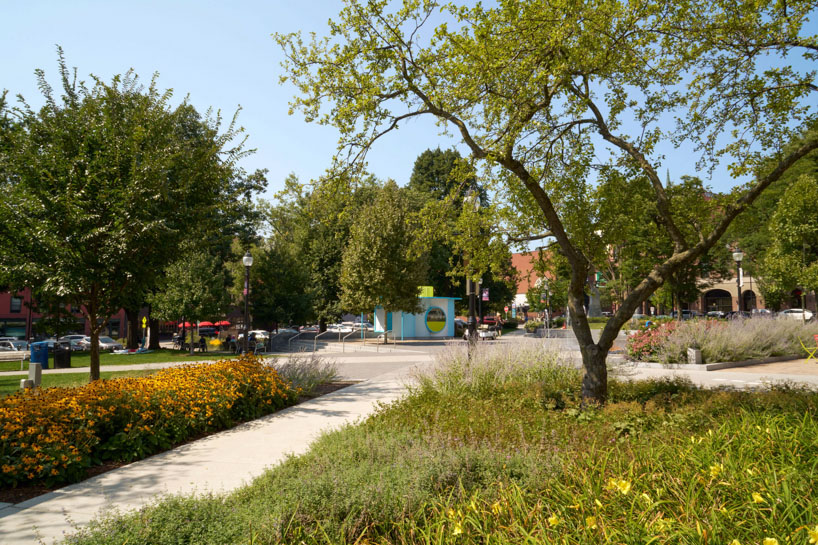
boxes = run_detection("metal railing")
[341,329,360,352]
[314,329,334,352]
[287,331,304,350]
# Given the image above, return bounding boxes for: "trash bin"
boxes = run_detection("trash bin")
[53,341,72,369]
[30,341,49,369]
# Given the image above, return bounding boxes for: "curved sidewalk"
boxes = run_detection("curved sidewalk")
[0,353,435,545]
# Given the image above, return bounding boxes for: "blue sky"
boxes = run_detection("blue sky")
[2,1,813,202]
[1,0,462,200]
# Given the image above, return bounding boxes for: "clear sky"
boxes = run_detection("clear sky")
[1,0,464,201]
[1,1,813,201]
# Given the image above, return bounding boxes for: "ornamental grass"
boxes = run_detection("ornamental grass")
[0,355,298,487]
[626,317,818,364]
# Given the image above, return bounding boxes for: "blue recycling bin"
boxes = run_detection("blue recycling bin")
[30,341,50,369]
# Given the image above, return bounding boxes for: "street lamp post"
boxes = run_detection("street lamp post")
[732,250,744,313]
[464,189,480,351]
[242,251,253,354]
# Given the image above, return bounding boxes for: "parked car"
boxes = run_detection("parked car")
[352,322,374,331]
[300,325,320,333]
[725,310,751,319]
[778,308,814,321]
[706,310,726,319]
[78,336,123,351]
[0,340,28,351]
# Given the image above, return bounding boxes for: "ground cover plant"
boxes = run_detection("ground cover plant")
[66,343,818,545]
[0,355,298,487]
[627,317,818,364]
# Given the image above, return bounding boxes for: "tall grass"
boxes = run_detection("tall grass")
[271,352,339,395]
[632,317,818,364]
[67,344,818,545]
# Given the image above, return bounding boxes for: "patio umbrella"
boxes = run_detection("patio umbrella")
[199,321,214,327]
[178,322,192,328]
[215,320,231,326]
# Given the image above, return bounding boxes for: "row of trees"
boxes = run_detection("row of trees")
[243,148,517,337]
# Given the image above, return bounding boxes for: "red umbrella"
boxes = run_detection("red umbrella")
[178,322,192,328]
[199,321,215,327]
[216,320,231,326]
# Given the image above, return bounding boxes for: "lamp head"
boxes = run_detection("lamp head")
[242,251,254,267]
[732,250,744,263]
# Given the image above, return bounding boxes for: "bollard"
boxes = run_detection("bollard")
[28,361,42,388]
[20,379,34,390]
[687,348,702,365]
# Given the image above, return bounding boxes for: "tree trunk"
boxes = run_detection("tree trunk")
[125,308,140,349]
[148,318,161,350]
[89,325,101,382]
[579,342,609,405]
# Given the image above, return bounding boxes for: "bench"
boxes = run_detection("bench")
[0,351,29,370]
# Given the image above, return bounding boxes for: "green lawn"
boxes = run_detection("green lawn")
[0,369,157,397]
[0,348,237,372]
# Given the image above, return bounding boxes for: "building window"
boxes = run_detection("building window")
[10,296,22,313]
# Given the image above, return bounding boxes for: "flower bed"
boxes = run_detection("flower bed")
[0,355,298,487]
[626,317,818,364]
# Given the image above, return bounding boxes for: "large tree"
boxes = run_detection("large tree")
[277,0,818,403]
[0,53,248,379]
[340,180,428,341]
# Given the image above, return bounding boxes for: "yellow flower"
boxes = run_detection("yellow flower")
[752,492,766,504]
[807,525,818,544]
[548,514,561,527]
[763,538,779,545]
[586,516,597,529]
[452,521,463,536]
[709,463,723,478]
[729,540,741,545]
[607,478,632,495]
[595,499,603,508]
[491,501,503,515]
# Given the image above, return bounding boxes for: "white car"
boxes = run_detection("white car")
[778,308,814,321]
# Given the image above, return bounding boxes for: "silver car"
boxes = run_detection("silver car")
[78,336,124,351]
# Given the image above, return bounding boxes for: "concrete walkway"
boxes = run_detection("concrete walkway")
[0,352,435,545]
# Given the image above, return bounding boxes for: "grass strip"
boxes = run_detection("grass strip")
[0,348,238,373]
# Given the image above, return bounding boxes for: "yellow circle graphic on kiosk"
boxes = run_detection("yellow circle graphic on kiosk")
[426,307,446,333]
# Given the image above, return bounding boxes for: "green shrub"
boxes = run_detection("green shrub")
[524,320,543,332]
[502,319,519,328]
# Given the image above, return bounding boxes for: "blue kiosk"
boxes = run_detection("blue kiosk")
[374,295,460,339]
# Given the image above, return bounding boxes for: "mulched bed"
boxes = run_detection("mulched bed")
[0,381,358,505]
